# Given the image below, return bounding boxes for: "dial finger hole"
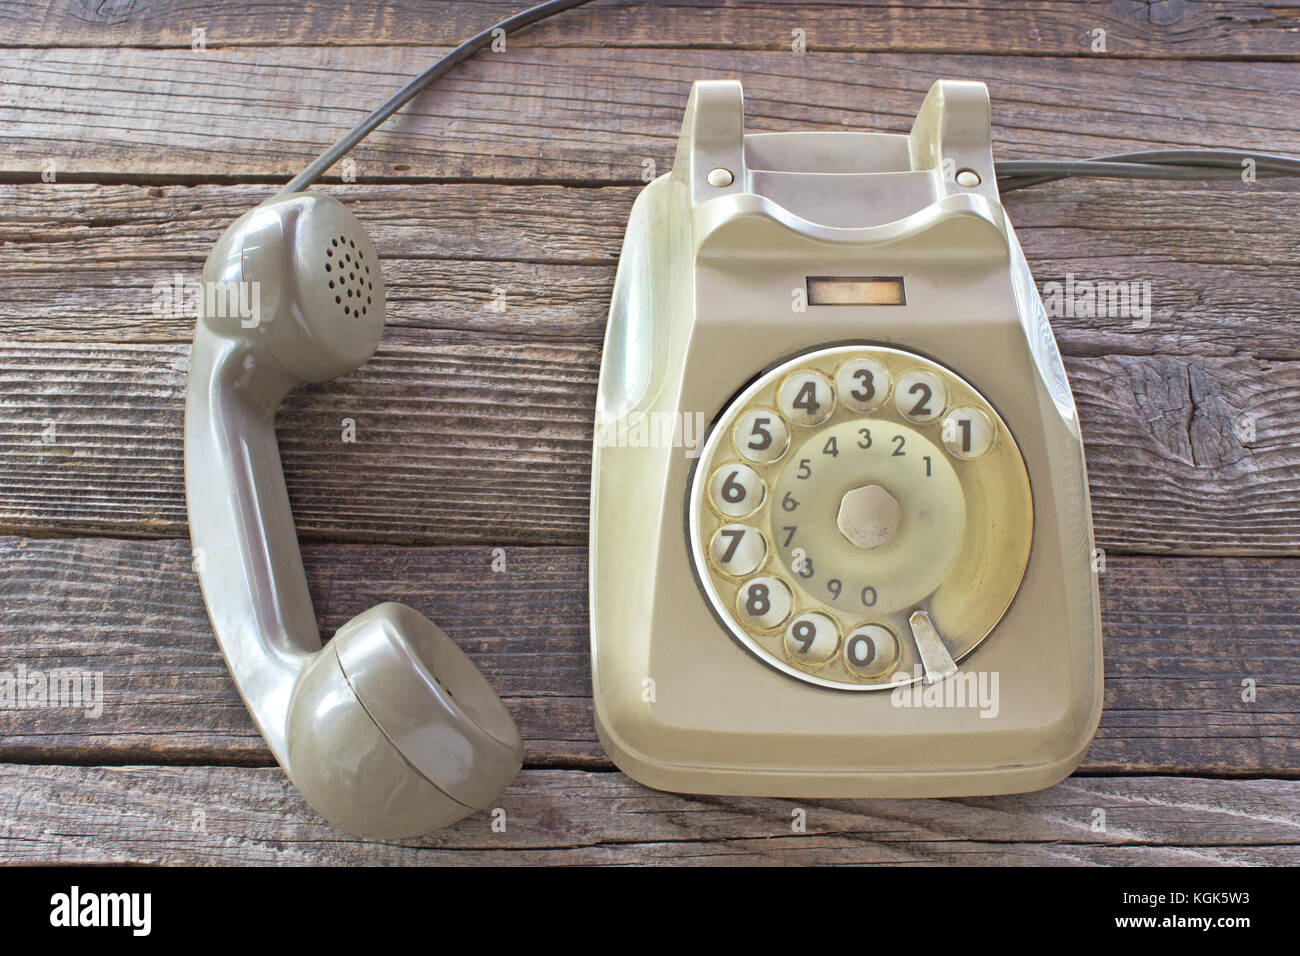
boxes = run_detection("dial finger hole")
[783,612,839,665]
[736,576,792,630]
[707,463,766,518]
[732,408,789,463]
[708,523,767,577]
[778,371,834,426]
[843,624,899,678]
[836,358,891,412]
[941,406,996,459]
[894,369,947,423]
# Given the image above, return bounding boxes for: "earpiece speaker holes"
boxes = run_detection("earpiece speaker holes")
[326,234,375,319]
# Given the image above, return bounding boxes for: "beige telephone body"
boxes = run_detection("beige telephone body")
[590,79,1103,797]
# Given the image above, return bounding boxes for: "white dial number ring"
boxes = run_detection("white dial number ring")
[688,344,1033,694]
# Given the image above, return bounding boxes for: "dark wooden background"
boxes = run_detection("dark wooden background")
[0,0,1297,864]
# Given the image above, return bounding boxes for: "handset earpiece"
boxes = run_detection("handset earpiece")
[184,192,522,839]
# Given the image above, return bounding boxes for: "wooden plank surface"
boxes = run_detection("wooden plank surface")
[2,49,1297,181]
[3,179,1297,552]
[3,0,1298,57]
[1,0,1297,865]
[0,765,1295,865]
[1,536,1295,775]
[2,340,1297,552]
[2,181,1298,354]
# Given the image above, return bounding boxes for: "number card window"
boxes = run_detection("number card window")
[806,276,906,306]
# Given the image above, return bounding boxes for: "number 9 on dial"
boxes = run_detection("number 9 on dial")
[783,612,839,664]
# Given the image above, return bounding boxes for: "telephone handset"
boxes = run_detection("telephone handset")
[590,80,1103,796]
[184,193,522,839]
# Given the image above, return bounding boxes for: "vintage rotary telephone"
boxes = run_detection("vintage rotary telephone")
[591,78,1099,797]
[183,1,1300,837]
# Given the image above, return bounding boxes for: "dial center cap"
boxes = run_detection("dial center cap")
[837,483,902,550]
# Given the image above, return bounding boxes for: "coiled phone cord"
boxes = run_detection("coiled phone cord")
[280,0,1300,195]
[996,149,1300,192]
[279,0,600,195]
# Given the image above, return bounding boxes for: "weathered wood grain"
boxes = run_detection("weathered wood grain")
[1,0,1296,867]
[2,181,1298,360]
[1069,354,1300,552]
[1,536,1294,775]
[0,765,1294,864]
[2,48,1297,181]
[0,338,598,543]
[0,537,593,766]
[0,339,1296,551]
[2,0,1297,59]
